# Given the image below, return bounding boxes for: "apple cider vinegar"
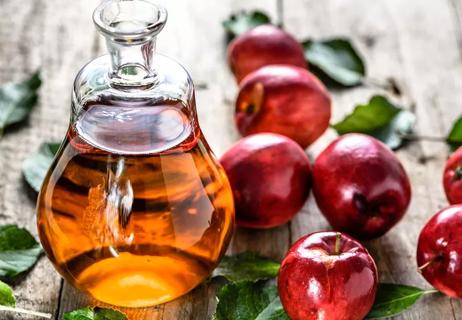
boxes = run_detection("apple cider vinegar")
[36,0,234,308]
[38,99,234,307]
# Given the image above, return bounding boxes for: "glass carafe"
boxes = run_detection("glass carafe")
[37,0,234,308]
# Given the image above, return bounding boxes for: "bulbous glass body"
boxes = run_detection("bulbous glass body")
[37,0,234,308]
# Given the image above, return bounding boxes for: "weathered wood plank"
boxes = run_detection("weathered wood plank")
[2,0,462,319]
[284,0,462,319]
[0,0,99,319]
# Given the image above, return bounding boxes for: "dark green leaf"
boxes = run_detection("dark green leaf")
[64,307,127,320]
[223,11,271,42]
[63,307,94,320]
[447,117,462,151]
[372,110,416,150]
[0,280,15,307]
[0,72,41,136]
[332,95,415,149]
[366,283,435,319]
[303,38,365,86]
[333,95,400,134]
[255,297,288,320]
[0,225,42,277]
[214,282,289,320]
[213,252,280,283]
[94,307,128,320]
[22,142,60,192]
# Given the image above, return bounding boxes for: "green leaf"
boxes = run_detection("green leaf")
[94,307,128,320]
[332,95,416,149]
[255,297,288,320]
[366,283,435,319]
[64,307,94,320]
[0,72,41,136]
[214,282,289,320]
[213,252,280,283]
[0,280,16,307]
[0,225,42,277]
[333,95,400,134]
[64,307,127,320]
[371,110,416,150]
[22,142,60,192]
[223,11,271,42]
[447,117,462,151]
[303,38,365,87]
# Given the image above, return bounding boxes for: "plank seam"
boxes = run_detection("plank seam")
[450,299,457,320]
[91,32,101,57]
[277,0,284,28]
[448,0,462,63]
[287,220,293,245]
[54,279,64,320]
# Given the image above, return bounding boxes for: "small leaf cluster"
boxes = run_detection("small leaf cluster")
[212,253,287,320]
[211,252,432,320]
[63,307,127,320]
[0,225,50,318]
[0,72,41,138]
[0,224,124,319]
[222,11,462,151]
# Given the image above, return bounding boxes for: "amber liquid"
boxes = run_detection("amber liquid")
[37,99,234,308]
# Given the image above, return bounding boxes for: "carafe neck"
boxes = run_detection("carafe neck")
[106,36,157,86]
[93,0,167,87]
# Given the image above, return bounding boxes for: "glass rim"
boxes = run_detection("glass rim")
[93,0,168,40]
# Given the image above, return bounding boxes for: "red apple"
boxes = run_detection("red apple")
[312,134,411,240]
[278,231,378,320]
[235,65,331,149]
[443,146,462,204]
[228,24,307,83]
[220,133,311,229]
[417,205,462,298]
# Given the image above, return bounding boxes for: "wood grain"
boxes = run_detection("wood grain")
[0,1,98,319]
[0,0,462,319]
[284,0,462,319]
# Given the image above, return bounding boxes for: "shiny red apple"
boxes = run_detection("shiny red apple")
[417,205,462,298]
[278,231,378,320]
[443,146,462,204]
[228,24,307,83]
[219,133,311,229]
[235,65,331,149]
[312,134,411,240]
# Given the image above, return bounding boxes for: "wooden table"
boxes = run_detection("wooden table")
[1,0,462,319]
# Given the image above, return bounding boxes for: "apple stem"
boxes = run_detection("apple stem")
[454,166,462,180]
[334,232,342,255]
[244,103,256,115]
[417,260,433,273]
[418,255,442,273]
